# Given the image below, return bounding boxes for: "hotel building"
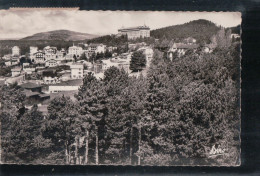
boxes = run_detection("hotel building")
[118,25,150,39]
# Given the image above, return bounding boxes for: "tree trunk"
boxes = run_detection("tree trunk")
[65,141,69,164]
[0,120,2,164]
[85,130,89,165]
[138,127,141,165]
[75,136,79,164]
[95,125,99,165]
[68,147,71,164]
[129,126,133,164]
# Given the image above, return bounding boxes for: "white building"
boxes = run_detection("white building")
[45,53,56,61]
[70,64,84,79]
[68,45,83,57]
[11,67,22,77]
[44,46,57,54]
[23,63,35,74]
[88,44,106,54]
[32,51,45,64]
[12,46,20,56]
[45,59,58,67]
[118,25,150,39]
[48,79,83,93]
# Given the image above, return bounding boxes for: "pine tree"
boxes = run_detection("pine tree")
[76,72,108,164]
[44,96,78,164]
[130,51,146,72]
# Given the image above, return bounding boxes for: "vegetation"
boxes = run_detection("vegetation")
[0,21,240,165]
[130,51,146,72]
[151,19,221,44]
[0,39,240,165]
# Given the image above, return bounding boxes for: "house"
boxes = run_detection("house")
[56,51,65,62]
[12,46,20,56]
[45,53,57,61]
[44,46,57,54]
[70,64,84,79]
[88,44,106,55]
[4,75,25,85]
[45,59,58,67]
[2,54,12,60]
[48,79,83,93]
[42,70,60,84]
[167,43,199,60]
[23,63,36,74]
[68,45,83,57]
[5,59,19,66]
[11,67,22,77]
[32,51,45,64]
[22,89,50,106]
[19,82,42,92]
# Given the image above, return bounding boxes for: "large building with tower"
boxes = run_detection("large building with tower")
[118,25,150,39]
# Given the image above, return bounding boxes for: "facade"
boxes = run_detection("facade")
[45,53,57,61]
[23,63,36,74]
[44,46,57,54]
[45,59,58,67]
[88,44,106,55]
[56,51,65,61]
[167,43,199,60]
[118,25,150,39]
[70,64,84,79]
[68,46,83,57]
[11,67,22,77]
[12,46,20,56]
[48,79,83,93]
[33,51,45,63]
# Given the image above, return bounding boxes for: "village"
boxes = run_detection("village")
[0,24,239,117]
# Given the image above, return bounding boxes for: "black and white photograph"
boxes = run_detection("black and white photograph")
[0,10,241,166]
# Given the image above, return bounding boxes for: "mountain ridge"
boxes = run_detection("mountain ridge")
[20,30,99,41]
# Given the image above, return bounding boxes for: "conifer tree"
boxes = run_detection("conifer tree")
[130,51,146,72]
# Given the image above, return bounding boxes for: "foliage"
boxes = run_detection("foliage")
[130,51,146,72]
[151,19,220,44]
[0,34,240,166]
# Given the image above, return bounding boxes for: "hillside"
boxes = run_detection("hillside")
[150,19,221,43]
[20,30,99,41]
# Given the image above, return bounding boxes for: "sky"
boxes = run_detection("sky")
[0,10,241,39]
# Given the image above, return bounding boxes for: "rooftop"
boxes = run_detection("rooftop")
[22,90,40,97]
[20,82,42,89]
[49,79,83,87]
[118,25,150,31]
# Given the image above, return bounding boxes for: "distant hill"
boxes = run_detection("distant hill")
[150,19,221,43]
[20,30,99,41]
[228,25,241,34]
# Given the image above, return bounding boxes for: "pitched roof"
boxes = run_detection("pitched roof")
[38,93,50,98]
[23,90,40,97]
[118,25,150,31]
[42,70,57,77]
[20,82,42,89]
[49,79,83,87]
